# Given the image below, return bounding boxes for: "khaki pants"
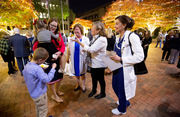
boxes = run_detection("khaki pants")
[32,93,48,117]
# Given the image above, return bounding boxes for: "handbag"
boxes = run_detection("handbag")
[128,32,148,75]
[86,36,100,64]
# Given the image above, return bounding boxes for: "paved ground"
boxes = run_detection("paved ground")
[0,42,180,117]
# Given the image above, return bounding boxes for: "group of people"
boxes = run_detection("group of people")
[160,30,180,66]
[0,15,145,116]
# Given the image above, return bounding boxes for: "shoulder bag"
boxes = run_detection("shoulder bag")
[128,32,148,75]
[86,36,100,64]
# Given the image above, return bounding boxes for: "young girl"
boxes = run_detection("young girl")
[33,19,64,73]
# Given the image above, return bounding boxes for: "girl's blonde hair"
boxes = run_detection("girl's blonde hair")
[107,28,113,38]
[33,20,47,38]
[92,21,107,37]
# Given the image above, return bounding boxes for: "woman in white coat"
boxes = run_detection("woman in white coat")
[73,21,107,99]
[110,15,144,115]
[66,24,89,92]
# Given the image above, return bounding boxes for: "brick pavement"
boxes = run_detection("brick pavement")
[0,42,180,117]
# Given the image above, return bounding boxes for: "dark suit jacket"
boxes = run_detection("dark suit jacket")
[9,34,29,57]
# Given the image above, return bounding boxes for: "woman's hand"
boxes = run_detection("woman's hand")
[54,51,61,58]
[52,63,57,69]
[110,54,122,62]
[71,38,80,44]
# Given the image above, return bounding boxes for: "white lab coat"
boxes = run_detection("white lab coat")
[117,30,144,100]
[68,36,90,75]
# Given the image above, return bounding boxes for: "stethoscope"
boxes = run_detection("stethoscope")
[115,35,125,50]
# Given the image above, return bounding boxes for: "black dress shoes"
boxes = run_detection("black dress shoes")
[74,86,80,91]
[94,93,106,99]
[8,70,17,75]
[88,91,96,97]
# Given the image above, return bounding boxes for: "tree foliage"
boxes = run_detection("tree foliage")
[102,0,180,32]
[48,0,69,20]
[70,18,92,31]
[0,0,38,29]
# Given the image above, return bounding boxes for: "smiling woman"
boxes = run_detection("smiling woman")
[66,24,90,93]
[73,21,108,99]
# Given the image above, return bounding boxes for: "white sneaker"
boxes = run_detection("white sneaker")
[111,108,126,115]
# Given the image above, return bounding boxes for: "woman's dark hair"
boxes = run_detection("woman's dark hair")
[145,30,151,39]
[48,18,60,34]
[115,15,135,30]
[73,24,84,35]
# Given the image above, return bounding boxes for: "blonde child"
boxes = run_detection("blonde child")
[22,47,57,117]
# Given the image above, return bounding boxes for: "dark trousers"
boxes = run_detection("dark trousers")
[91,67,106,94]
[16,57,29,74]
[8,61,15,73]
[112,68,130,112]
[162,49,171,60]
[143,46,149,61]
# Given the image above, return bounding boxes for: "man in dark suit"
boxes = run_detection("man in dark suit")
[9,28,30,75]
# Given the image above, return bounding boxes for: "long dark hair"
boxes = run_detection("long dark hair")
[115,15,135,30]
[48,18,60,35]
[145,30,151,39]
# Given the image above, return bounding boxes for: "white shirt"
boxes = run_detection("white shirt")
[83,34,107,68]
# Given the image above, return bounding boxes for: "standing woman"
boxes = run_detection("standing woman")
[161,30,174,61]
[66,24,89,92]
[110,15,144,115]
[74,21,107,99]
[33,18,65,102]
[142,30,152,61]
[46,18,65,102]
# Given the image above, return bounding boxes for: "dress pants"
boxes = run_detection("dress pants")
[8,61,15,73]
[112,68,129,112]
[169,49,180,64]
[91,68,105,94]
[16,57,29,74]
[162,49,171,60]
[143,46,149,61]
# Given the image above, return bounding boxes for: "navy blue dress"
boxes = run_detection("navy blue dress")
[112,37,130,113]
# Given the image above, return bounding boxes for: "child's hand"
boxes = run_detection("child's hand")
[52,63,57,69]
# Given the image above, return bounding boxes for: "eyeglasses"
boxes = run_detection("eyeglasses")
[50,24,57,28]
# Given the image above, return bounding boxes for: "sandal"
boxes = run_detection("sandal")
[57,91,64,96]
[51,95,63,103]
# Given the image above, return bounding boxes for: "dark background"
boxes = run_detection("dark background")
[69,0,115,14]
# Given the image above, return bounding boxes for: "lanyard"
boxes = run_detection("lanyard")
[116,35,125,50]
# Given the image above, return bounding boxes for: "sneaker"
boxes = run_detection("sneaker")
[111,108,126,115]
[58,68,64,73]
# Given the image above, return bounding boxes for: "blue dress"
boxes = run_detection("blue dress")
[112,36,130,113]
[74,39,85,76]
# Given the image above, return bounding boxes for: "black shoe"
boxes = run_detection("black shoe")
[8,70,17,75]
[88,91,96,97]
[94,93,106,99]
[74,86,80,91]
[83,88,86,93]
